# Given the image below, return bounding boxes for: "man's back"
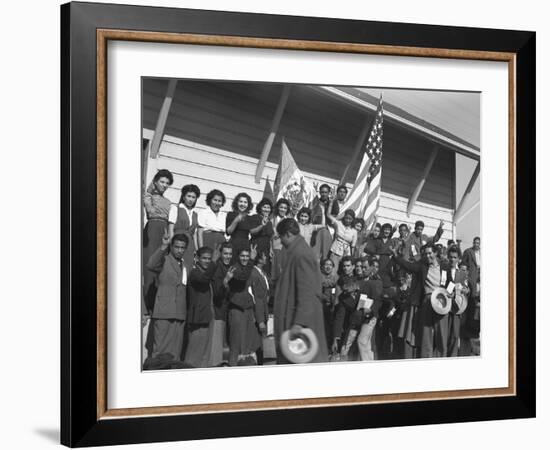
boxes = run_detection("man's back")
[274,235,328,363]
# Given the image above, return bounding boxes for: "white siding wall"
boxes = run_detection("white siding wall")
[144,131,453,241]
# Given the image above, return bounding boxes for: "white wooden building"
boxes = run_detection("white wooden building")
[142,79,480,242]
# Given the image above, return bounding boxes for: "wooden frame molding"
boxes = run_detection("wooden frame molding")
[96,29,517,421]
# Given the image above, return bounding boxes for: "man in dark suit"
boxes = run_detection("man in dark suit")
[274,218,328,364]
[146,232,189,362]
[444,246,470,357]
[461,237,480,284]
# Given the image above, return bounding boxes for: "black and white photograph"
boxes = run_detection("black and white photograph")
[140,79,481,370]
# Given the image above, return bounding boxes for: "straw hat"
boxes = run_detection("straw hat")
[452,290,468,314]
[280,328,319,364]
[430,287,452,315]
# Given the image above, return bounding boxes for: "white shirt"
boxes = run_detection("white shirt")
[197,208,227,232]
[474,249,480,266]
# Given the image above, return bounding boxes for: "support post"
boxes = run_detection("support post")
[455,200,481,224]
[406,145,439,217]
[339,113,375,186]
[254,85,291,183]
[453,161,481,223]
[150,79,177,159]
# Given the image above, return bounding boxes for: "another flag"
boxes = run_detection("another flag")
[337,95,384,227]
[262,175,275,203]
[273,139,317,217]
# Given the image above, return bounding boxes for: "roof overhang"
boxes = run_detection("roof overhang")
[311,86,480,161]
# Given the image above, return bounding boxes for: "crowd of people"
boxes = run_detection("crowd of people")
[142,168,481,369]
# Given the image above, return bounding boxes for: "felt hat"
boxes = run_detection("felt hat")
[430,287,452,315]
[280,327,319,364]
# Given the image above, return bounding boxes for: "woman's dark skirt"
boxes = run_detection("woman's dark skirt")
[143,218,168,312]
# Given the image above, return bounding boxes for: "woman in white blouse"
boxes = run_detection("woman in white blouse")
[197,189,227,261]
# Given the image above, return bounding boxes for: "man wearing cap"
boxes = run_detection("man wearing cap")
[274,218,329,364]
[403,220,444,261]
[391,243,448,358]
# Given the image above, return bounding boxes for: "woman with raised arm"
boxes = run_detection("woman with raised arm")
[325,205,358,270]
[249,197,275,272]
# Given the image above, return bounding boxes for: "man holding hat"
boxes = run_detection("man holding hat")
[274,218,329,364]
[391,242,448,358]
[444,246,470,357]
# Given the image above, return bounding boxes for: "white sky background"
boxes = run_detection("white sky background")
[349,87,481,244]
[456,154,481,245]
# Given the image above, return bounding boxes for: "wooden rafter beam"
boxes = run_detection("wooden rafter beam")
[453,162,480,224]
[406,145,439,216]
[339,112,374,186]
[254,85,291,183]
[149,79,177,159]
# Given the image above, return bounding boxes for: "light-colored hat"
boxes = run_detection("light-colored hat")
[452,291,469,315]
[430,287,452,315]
[280,328,319,364]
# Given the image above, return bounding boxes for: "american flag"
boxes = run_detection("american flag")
[337,95,383,227]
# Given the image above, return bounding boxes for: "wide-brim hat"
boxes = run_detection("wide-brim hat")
[280,328,319,364]
[430,287,452,315]
[452,292,469,315]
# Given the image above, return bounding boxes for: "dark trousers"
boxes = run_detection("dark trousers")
[376,314,403,360]
[420,296,449,358]
[447,313,461,357]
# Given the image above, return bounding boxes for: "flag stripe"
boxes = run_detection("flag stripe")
[337,95,383,224]
[336,155,371,218]
[362,183,381,220]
